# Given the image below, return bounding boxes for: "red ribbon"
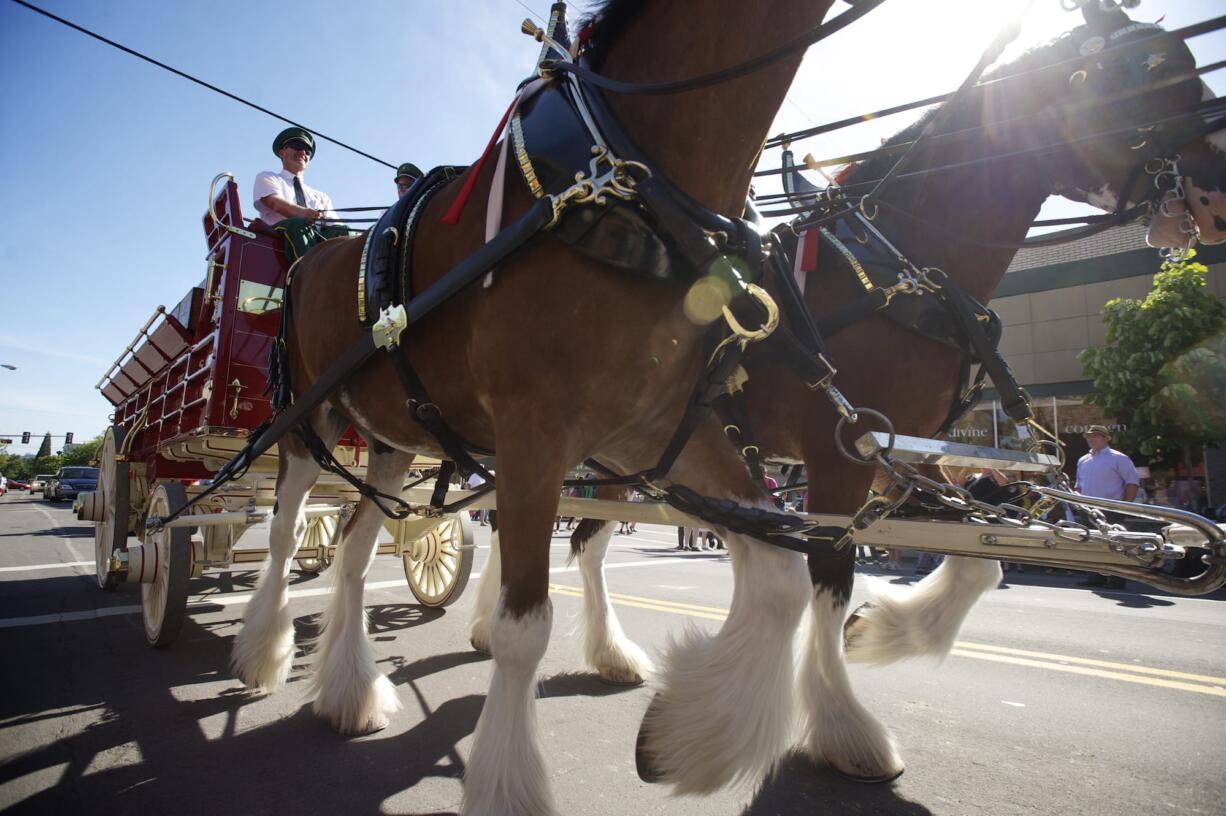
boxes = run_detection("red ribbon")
[441,91,523,226]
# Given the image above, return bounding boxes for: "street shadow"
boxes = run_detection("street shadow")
[1095,590,1175,609]
[0,525,94,538]
[538,671,645,699]
[742,752,934,816]
[635,548,728,561]
[0,610,500,816]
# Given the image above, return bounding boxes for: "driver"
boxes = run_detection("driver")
[252,127,337,227]
[395,162,422,198]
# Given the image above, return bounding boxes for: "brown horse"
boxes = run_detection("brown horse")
[474,0,1226,790]
[229,0,852,812]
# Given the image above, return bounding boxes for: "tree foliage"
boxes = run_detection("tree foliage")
[1080,254,1226,460]
[0,432,105,482]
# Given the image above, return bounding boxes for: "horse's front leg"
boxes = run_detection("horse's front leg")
[801,547,905,782]
[462,436,566,816]
[843,555,1002,664]
[573,518,653,685]
[232,420,337,691]
[310,447,412,734]
[635,523,810,794]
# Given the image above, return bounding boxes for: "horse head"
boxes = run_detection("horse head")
[1053,4,1226,249]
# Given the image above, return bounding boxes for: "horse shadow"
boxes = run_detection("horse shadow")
[742,752,934,816]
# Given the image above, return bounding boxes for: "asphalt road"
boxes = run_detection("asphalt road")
[1,490,1224,816]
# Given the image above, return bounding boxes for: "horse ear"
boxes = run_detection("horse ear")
[1081,1,1131,31]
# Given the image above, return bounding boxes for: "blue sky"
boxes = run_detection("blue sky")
[0,0,1223,456]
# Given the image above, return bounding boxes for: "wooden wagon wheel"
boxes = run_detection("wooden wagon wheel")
[296,514,338,574]
[397,514,474,607]
[141,482,193,648]
[93,425,130,591]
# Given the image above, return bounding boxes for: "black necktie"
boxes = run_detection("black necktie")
[293,176,307,207]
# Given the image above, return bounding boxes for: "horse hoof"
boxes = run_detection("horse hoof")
[469,635,491,656]
[830,761,905,785]
[598,666,645,686]
[635,693,664,783]
[842,601,874,649]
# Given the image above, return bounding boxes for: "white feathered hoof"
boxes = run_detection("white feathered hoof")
[594,639,652,686]
[634,693,665,783]
[470,628,492,656]
[312,672,402,736]
[230,613,294,693]
[829,756,906,784]
[808,711,905,785]
[842,601,875,654]
[600,664,646,686]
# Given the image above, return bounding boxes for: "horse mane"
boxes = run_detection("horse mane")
[840,26,1093,187]
[578,0,647,69]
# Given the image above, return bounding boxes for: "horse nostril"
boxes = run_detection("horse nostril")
[1215,215,1226,232]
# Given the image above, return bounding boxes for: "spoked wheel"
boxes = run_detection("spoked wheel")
[399,514,474,607]
[93,425,130,591]
[141,482,193,648]
[296,514,338,574]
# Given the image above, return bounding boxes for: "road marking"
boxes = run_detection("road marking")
[545,582,1226,698]
[8,555,1216,699]
[948,649,1226,698]
[30,504,87,562]
[952,641,1226,686]
[1001,701,1026,708]
[0,561,93,573]
[550,584,727,620]
[0,555,693,628]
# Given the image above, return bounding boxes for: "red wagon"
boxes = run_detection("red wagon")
[79,173,474,646]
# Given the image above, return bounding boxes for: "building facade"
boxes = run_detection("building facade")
[950,222,1226,500]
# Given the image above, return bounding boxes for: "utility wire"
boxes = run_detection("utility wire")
[8,0,396,169]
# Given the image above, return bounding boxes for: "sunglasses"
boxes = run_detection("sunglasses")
[285,141,311,153]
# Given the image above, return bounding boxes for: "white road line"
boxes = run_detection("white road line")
[0,561,93,573]
[30,504,87,562]
[0,554,697,629]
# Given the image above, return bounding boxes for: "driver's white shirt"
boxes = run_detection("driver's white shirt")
[252,169,336,226]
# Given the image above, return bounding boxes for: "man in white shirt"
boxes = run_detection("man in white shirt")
[252,127,337,227]
[1075,424,1141,589]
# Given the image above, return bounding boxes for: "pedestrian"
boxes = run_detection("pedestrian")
[1075,424,1141,589]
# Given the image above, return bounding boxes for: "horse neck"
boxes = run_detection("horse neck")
[840,72,1074,304]
[597,0,834,216]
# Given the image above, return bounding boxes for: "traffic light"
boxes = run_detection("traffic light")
[21,431,30,444]
[65,432,74,445]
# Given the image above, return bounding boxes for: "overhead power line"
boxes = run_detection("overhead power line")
[8,0,396,169]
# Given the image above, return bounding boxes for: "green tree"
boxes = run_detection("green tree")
[1080,254,1226,468]
[35,432,51,458]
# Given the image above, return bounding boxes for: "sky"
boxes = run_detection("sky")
[0,0,1223,457]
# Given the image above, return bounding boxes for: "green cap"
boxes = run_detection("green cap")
[394,162,422,182]
[273,127,316,158]
[1084,424,1111,438]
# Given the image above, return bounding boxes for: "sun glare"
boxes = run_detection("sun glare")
[761,0,1226,234]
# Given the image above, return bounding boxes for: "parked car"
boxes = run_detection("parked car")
[7,480,29,491]
[45,467,99,502]
[29,474,54,495]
